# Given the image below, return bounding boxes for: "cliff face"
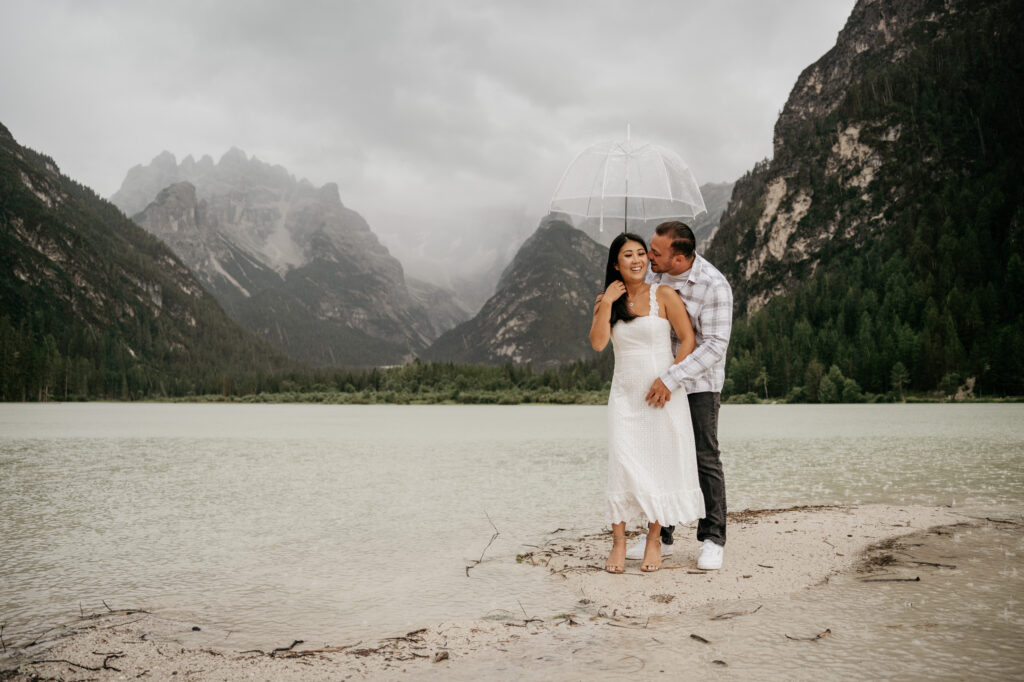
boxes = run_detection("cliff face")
[705,0,1024,396]
[423,218,605,368]
[773,0,930,155]
[709,0,957,314]
[118,151,466,365]
[689,181,734,252]
[0,123,292,399]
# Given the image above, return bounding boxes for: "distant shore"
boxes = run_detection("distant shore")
[5,504,1005,680]
[19,388,1020,406]
[146,392,1021,405]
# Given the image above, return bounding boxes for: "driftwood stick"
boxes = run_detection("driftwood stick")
[271,639,304,655]
[711,605,763,621]
[31,658,101,671]
[465,512,500,577]
[785,628,831,641]
[99,616,148,630]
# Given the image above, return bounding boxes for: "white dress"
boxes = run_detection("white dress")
[606,284,705,526]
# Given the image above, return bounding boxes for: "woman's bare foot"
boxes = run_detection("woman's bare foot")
[640,534,662,572]
[605,535,627,574]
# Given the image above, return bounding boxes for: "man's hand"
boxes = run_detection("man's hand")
[645,378,671,408]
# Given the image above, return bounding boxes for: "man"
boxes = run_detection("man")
[624,221,733,570]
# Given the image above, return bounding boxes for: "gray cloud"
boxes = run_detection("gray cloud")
[1,0,854,281]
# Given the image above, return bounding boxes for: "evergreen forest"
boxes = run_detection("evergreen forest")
[712,0,1024,402]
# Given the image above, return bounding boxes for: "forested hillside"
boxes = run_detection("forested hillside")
[0,124,296,400]
[708,0,1023,400]
[423,218,606,368]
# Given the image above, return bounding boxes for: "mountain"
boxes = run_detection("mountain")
[706,0,1023,397]
[114,150,467,366]
[689,181,734,251]
[0,123,295,400]
[423,217,605,368]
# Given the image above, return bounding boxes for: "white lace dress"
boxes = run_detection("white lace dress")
[606,284,705,526]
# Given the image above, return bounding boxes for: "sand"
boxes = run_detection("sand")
[0,504,976,680]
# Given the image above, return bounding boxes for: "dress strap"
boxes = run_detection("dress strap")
[648,283,659,317]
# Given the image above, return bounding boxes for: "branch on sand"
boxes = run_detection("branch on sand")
[465,512,500,577]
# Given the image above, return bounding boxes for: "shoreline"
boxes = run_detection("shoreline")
[4,503,1001,680]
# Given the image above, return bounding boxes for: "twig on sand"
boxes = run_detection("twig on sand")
[270,640,304,656]
[690,634,710,644]
[382,628,428,643]
[30,652,125,672]
[711,605,762,621]
[908,560,956,569]
[465,512,500,577]
[275,644,360,658]
[785,628,831,642]
[860,576,920,582]
[99,617,148,630]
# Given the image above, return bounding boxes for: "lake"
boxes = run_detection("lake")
[1,403,1021,672]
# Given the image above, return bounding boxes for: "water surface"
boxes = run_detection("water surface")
[1,403,1021,674]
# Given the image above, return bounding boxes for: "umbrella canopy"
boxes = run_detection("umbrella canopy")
[550,133,706,233]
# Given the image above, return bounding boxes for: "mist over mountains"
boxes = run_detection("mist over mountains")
[3,0,1020,401]
[112,147,732,370]
[0,124,294,400]
[113,150,467,366]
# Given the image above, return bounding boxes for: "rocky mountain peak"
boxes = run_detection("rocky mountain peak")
[317,182,343,206]
[152,150,178,169]
[774,0,929,155]
[125,150,466,365]
[424,217,605,368]
[218,147,249,166]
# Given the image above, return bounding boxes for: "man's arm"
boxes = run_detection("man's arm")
[659,280,733,392]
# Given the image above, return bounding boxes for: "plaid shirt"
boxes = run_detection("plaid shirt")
[647,254,733,394]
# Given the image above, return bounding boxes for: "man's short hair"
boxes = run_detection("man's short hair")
[655,221,696,258]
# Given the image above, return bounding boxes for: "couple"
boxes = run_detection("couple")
[589,221,733,574]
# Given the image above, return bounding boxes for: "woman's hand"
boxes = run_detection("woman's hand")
[591,281,625,351]
[603,280,627,304]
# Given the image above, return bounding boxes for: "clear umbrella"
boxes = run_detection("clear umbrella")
[550,127,706,233]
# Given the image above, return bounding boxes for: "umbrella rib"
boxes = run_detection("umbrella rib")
[658,152,676,206]
[596,154,614,232]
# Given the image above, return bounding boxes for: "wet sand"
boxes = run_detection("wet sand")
[2,504,1012,680]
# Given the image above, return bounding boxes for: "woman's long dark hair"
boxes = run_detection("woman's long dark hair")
[605,232,648,326]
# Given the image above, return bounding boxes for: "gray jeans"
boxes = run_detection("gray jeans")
[662,391,726,546]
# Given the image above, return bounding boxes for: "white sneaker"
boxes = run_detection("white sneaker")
[697,539,723,570]
[625,536,674,560]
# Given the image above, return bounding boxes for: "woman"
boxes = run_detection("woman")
[589,233,705,573]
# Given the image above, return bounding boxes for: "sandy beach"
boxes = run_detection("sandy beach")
[3,504,1018,680]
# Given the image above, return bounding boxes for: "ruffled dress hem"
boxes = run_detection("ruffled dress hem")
[606,489,705,527]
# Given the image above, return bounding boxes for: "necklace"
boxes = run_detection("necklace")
[628,299,634,308]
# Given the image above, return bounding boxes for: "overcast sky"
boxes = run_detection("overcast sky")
[1,0,855,270]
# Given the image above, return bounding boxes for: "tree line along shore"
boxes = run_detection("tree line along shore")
[3,337,1017,405]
